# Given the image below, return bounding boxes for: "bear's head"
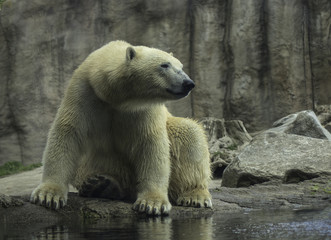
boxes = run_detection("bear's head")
[84,41,195,110]
[125,46,195,102]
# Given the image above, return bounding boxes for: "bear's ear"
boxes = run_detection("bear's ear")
[169,52,173,56]
[126,47,136,61]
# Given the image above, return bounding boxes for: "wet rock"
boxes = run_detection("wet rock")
[0,193,23,208]
[214,177,331,210]
[1,177,330,225]
[200,118,252,177]
[222,132,331,187]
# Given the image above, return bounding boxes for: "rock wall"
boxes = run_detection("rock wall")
[0,0,331,165]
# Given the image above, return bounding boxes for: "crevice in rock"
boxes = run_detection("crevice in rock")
[212,165,227,179]
[237,173,269,187]
[259,0,273,127]
[223,0,234,119]
[302,0,314,111]
[217,199,242,208]
[188,0,195,117]
[0,17,25,164]
[283,169,319,184]
[307,1,315,112]
[80,206,103,219]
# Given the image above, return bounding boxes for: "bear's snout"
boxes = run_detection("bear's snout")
[166,78,195,99]
[182,79,195,92]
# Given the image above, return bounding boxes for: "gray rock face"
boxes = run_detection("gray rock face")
[222,111,331,188]
[316,105,331,134]
[0,0,192,166]
[1,0,331,165]
[1,177,330,224]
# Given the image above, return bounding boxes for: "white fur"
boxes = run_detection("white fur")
[30,41,212,215]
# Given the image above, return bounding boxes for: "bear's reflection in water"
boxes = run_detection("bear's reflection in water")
[4,207,330,239]
[32,217,213,240]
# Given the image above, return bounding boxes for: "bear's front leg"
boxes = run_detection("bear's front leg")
[167,116,213,209]
[131,138,172,216]
[30,123,81,209]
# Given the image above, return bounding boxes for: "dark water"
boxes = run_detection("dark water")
[1,207,330,240]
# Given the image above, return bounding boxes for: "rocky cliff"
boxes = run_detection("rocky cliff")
[0,0,331,165]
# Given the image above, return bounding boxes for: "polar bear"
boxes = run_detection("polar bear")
[30,40,212,215]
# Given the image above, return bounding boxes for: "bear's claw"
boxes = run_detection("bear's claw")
[176,189,212,208]
[30,183,68,210]
[133,197,171,216]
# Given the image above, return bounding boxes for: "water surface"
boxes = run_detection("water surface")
[1,207,330,240]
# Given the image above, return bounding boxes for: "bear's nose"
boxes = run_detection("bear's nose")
[182,79,195,92]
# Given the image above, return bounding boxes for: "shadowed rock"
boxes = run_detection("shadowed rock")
[0,194,23,208]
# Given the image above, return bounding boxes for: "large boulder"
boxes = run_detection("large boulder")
[222,111,331,187]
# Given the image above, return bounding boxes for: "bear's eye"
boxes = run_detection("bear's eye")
[161,63,170,69]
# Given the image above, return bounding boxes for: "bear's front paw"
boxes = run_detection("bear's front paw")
[133,192,172,216]
[30,182,68,210]
[176,189,212,208]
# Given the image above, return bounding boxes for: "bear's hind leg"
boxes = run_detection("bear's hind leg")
[73,157,133,201]
[78,175,125,200]
[167,117,212,208]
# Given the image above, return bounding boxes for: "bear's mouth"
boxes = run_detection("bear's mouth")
[166,88,190,99]
[166,80,195,99]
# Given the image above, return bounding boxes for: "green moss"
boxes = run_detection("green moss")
[0,161,42,177]
[0,0,7,10]
[226,144,238,151]
[310,181,331,194]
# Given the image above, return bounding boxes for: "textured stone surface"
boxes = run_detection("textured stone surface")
[316,104,331,133]
[270,110,331,140]
[1,0,331,165]
[0,193,23,208]
[0,0,192,165]
[0,166,76,196]
[201,117,252,146]
[308,0,331,105]
[200,117,252,177]
[222,132,331,187]
[0,177,330,221]
[210,111,331,188]
[0,166,330,237]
